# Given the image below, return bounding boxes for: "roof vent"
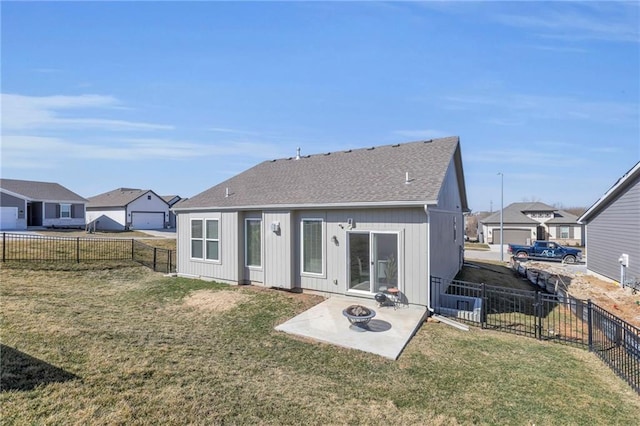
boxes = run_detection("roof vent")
[405,172,413,184]
[392,144,400,148]
[344,149,352,153]
[367,147,375,151]
[424,139,433,143]
[225,187,230,198]
[296,147,301,160]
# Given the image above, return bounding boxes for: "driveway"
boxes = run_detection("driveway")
[138,229,176,239]
[465,244,509,262]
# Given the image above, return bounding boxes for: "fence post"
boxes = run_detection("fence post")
[481,282,486,329]
[167,250,171,274]
[131,239,135,261]
[535,291,542,340]
[2,233,5,262]
[153,247,157,271]
[587,299,593,352]
[76,237,80,263]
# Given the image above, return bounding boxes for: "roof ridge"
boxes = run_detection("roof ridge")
[270,136,458,162]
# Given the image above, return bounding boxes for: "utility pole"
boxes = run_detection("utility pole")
[498,172,504,262]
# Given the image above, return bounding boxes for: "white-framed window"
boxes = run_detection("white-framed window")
[191,218,220,261]
[301,219,323,274]
[60,204,71,219]
[191,219,203,259]
[560,226,570,239]
[205,219,220,261]
[245,219,262,268]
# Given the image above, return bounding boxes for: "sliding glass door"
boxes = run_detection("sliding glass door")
[348,232,398,293]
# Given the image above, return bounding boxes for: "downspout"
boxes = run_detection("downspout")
[425,204,435,314]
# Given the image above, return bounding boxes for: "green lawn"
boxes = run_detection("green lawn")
[1,264,638,425]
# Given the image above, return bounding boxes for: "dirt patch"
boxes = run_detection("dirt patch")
[527,261,640,328]
[181,290,250,313]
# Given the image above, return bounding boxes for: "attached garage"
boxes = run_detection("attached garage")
[492,228,531,245]
[0,207,18,230]
[131,212,165,229]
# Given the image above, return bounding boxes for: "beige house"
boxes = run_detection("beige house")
[480,202,583,246]
[173,137,468,308]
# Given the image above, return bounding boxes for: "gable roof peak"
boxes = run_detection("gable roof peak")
[177,136,466,210]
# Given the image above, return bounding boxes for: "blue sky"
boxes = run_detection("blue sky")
[1,1,638,212]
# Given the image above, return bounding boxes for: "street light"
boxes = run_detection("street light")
[498,172,504,262]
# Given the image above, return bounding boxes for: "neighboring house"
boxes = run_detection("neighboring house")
[578,161,640,285]
[173,137,468,307]
[86,188,170,231]
[480,202,583,246]
[0,178,87,230]
[162,195,182,228]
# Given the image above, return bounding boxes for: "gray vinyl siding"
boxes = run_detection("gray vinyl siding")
[585,175,640,283]
[71,204,85,219]
[295,208,429,306]
[176,211,239,283]
[0,192,26,218]
[429,209,464,285]
[44,203,58,219]
[437,157,463,211]
[263,211,293,288]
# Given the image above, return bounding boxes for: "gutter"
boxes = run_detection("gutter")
[173,199,439,213]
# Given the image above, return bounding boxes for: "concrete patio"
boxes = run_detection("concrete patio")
[275,295,428,360]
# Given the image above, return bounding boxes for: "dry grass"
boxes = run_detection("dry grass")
[1,264,639,425]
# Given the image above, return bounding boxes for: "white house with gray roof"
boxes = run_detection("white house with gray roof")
[173,137,468,308]
[0,178,87,230]
[480,202,583,246]
[86,188,171,231]
[578,161,640,285]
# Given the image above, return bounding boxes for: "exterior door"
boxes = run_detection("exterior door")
[348,232,398,293]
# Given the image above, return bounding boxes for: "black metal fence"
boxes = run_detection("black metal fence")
[1,232,175,274]
[431,276,640,394]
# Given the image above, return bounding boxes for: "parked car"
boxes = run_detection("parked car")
[508,241,582,264]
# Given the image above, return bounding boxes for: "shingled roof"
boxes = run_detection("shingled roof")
[481,202,578,225]
[0,178,87,203]
[87,188,168,208]
[177,137,467,210]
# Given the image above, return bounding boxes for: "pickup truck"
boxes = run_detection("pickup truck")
[508,241,582,264]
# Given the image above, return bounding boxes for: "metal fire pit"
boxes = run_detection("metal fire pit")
[342,305,376,330]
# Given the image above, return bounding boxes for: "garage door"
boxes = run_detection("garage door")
[492,229,530,245]
[131,212,165,230]
[0,207,18,230]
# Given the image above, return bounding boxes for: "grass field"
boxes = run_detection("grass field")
[1,265,639,425]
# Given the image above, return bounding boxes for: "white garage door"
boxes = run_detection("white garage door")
[131,212,165,229]
[0,207,18,230]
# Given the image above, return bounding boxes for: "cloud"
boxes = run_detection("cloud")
[494,3,639,43]
[465,147,589,168]
[444,93,639,124]
[1,93,173,131]
[0,134,289,169]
